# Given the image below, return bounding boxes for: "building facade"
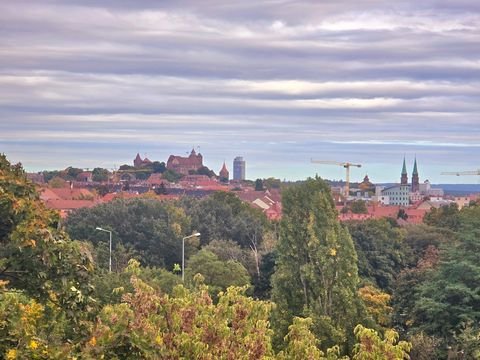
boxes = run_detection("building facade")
[167,148,203,175]
[382,185,410,206]
[233,156,246,180]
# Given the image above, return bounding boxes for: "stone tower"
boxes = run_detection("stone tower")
[411,157,419,192]
[401,157,408,185]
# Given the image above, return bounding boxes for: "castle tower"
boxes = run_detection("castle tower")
[219,161,229,181]
[411,157,419,192]
[134,153,143,168]
[401,157,408,185]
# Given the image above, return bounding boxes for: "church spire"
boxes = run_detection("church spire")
[401,156,408,185]
[411,156,419,192]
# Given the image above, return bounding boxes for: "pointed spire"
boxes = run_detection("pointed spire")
[221,161,228,172]
[401,156,408,185]
[413,156,418,175]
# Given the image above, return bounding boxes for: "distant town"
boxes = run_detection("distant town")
[26,148,480,223]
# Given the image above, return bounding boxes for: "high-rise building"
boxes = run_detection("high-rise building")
[233,156,246,180]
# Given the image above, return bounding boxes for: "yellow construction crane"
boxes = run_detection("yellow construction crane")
[441,170,480,176]
[311,160,362,197]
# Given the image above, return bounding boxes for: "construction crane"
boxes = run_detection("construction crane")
[311,160,362,197]
[441,170,480,176]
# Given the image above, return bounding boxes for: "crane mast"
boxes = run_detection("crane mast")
[311,159,362,197]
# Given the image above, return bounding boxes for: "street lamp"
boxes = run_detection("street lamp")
[95,227,112,273]
[182,232,201,282]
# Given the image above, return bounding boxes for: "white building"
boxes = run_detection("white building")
[381,185,410,206]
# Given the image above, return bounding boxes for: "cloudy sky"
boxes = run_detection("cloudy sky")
[1,0,479,183]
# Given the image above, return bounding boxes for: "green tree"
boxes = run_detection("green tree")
[162,169,183,182]
[410,205,480,342]
[263,177,282,190]
[277,317,344,360]
[194,165,216,178]
[82,276,274,359]
[185,249,250,297]
[271,177,364,352]
[64,166,84,180]
[92,167,109,182]
[48,176,67,188]
[352,325,411,360]
[0,154,96,342]
[151,161,166,173]
[41,169,60,182]
[423,203,460,230]
[346,219,406,292]
[181,192,268,249]
[255,178,265,191]
[65,198,190,269]
[350,200,368,214]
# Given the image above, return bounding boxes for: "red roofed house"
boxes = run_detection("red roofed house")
[167,148,203,175]
[76,171,93,182]
[38,185,98,218]
[146,173,166,186]
[237,189,282,220]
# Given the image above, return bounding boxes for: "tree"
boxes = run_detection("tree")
[181,192,268,249]
[350,200,367,214]
[151,161,166,173]
[185,249,250,297]
[277,317,343,360]
[397,208,408,220]
[64,166,84,180]
[65,198,190,269]
[92,167,109,182]
[407,205,480,345]
[255,178,264,191]
[263,177,282,190]
[194,165,216,178]
[48,176,67,188]
[271,177,364,352]
[352,325,411,360]
[346,219,406,292]
[81,277,275,359]
[423,203,460,231]
[162,169,183,182]
[153,182,168,195]
[0,154,96,341]
[358,285,392,329]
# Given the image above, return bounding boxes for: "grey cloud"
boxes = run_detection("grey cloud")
[1,0,479,182]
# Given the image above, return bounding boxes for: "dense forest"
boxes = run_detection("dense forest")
[1,153,480,359]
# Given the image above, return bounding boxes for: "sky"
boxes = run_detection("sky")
[1,0,479,184]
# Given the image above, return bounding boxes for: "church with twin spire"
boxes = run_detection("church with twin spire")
[379,157,421,206]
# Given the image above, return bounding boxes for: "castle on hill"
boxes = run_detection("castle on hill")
[167,148,203,175]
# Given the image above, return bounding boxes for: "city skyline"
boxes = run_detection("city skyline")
[1,0,479,183]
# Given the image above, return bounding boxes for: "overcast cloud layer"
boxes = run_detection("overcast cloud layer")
[1,0,479,183]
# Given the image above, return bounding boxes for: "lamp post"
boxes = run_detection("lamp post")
[95,227,112,272]
[182,232,201,282]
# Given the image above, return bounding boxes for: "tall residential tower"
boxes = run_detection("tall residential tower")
[233,156,246,180]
